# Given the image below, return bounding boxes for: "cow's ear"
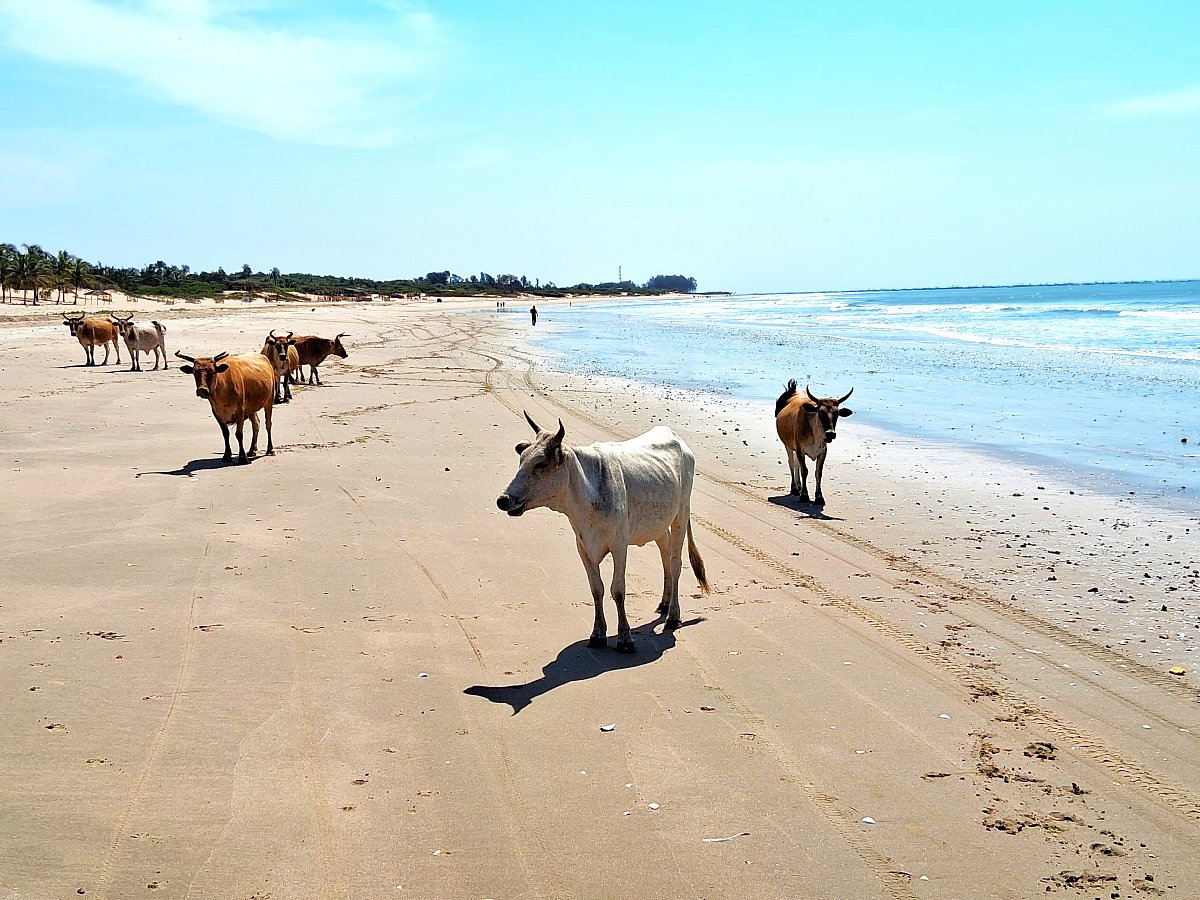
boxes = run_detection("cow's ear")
[179,364,194,374]
[515,441,531,455]
[215,363,230,373]
[839,407,853,417]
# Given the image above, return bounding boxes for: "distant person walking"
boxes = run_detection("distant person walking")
[530,305,538,326]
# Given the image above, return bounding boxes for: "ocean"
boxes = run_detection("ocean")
[526,281,1200,509]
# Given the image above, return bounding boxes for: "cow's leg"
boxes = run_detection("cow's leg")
[84,343,93,366]
[787,448,802,495]
[797,453,812,503]
[655,522,685,628]
[578,540,607,648]
[99,341,111,365]
[264,404,274,456]
[232,415,249,463]
[312,365,322,386]
[610,545,635,654]
[217,418,233,462]
[283,372,292,402]
[113,339,121,365]
[813,447,828,506]
[246,411,261,458]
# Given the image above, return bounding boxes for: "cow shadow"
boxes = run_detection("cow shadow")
[767,493,843,521]
[135,456,258,477]
[464,616,704,715]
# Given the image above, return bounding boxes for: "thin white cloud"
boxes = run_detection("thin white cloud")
[0,0,445,147]
[1104,84,1200,117]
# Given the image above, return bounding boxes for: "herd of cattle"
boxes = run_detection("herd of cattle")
[61,310,349,463]
[59,308,856,652]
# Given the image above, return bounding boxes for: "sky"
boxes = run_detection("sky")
[1,0,1198,293]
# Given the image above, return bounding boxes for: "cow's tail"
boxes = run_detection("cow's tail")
[774,378,797,417]
[687,518,710,594]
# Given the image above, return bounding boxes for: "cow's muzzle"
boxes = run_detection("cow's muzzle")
[825,431,837,442]
[496,495,525,517]
[196,388,211,399]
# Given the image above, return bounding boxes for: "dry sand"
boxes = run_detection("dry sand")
[1,298,1198,899]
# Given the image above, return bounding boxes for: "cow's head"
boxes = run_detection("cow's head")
[63,312,85,335]
[332,333,349,359]
[112,312,134,335]
[496,412,567,517]
[804,385,854,442]
[176,351,230,399]
[262,330,293,369]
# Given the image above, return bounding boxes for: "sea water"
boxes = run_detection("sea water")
[528,281,1200,510]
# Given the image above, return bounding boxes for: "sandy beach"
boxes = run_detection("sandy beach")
[2,297,1198,899]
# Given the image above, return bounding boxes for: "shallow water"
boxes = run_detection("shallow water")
[527,281,1200,508]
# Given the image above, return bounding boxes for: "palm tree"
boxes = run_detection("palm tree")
[16,245,50,304]
[69,257,92,304]
[0,243,16,304]
[54,250,72,304]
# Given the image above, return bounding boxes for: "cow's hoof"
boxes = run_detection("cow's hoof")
[222,454,233,463]
[814,497,826,507]
[587,636,608,649]
[266,449,275,456]
[655,601,669,615]
[665,617,682,631]
[615,639,637,654]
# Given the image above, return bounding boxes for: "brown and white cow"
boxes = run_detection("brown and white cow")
[176,350,275,463]
[496,413,709,653]
[63,312,121,366]
[112,314,168,371]
[775,380,854,506]
[261,330,301,403]
[291,332,349,385]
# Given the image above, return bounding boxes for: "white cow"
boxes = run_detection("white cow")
[496,413,709,653]
[112,314,168,372]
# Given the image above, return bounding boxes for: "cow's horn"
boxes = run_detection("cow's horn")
[551,419,565,444]
[336,332,349,338]
[213,351,230,363]
[523,410,542,434]
[286,331,293,339]
[805,385,820,404]
[269,329,279,339]
[175,351,196,363]
[838,387,854,404]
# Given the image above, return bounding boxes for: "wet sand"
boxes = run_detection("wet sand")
[1,299,1198,899]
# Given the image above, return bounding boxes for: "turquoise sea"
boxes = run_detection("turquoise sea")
[528,281,1200,509]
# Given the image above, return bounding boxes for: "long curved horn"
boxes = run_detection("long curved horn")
[336,332,349,338]
[213,351,230,363]
[838,387,854,404]
[285,331,293,339]
[175,351,196,363]
[550,419,566,445]
[805,385,820,404]
[269,329,279,339]
[523,410,542,434]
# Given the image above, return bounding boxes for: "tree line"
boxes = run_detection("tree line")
[1,242,698,303]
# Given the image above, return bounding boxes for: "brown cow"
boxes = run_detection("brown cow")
[291,332,349,384]
[176,350,275,463]
[261,330,301,403]
[63,312,121,366]
[774,380,854,505]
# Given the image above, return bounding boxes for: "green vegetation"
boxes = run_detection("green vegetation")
[0,242,699,302]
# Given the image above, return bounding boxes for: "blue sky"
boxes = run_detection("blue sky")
[2,1,1198,292]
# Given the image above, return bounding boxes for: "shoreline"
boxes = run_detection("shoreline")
[493,338,1200,670]
[2,299,1198,897]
